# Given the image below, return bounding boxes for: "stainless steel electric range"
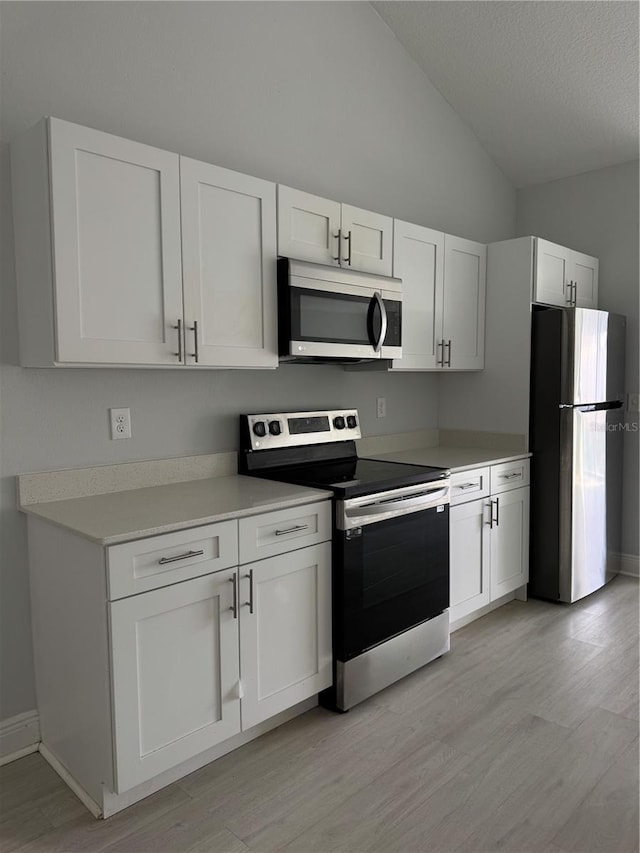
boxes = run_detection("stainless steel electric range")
[239,409,451,711]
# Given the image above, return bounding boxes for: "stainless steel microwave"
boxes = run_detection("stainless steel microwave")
[277,258,402,362]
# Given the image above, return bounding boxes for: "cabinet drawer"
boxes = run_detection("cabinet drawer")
[450,467,490,505]
[490,459,530,495]
[239,501,331,564]
[107,521,238,600]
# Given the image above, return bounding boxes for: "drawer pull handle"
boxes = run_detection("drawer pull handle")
[500,472,522,480]
[158,549,204,565]
[274,523,309,536]
[458,482,479,490]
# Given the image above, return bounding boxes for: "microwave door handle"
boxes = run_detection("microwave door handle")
[371,292,387,353]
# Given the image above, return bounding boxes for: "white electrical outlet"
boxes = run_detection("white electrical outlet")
[376,397,386,418]
[628,392,640,413]
[110,407,132,440]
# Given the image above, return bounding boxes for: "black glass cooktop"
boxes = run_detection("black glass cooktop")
[256,457,448,499]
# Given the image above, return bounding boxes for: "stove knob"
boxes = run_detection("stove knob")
[268,420,282,436]
[252,421,266,438]
[333,416,346,430]
[347,415,358,429]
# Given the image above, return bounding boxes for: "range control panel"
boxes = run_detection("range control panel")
[243,410,361,451]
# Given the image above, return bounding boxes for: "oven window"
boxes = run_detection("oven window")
[362,516,429,608]
[335,506,449,660]
[292,287,372,345]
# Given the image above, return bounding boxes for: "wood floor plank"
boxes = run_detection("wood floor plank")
[100,798,250,853]
[12,782,191,853]
[552,738,639,852]
[220,708,438,850]
[279,739,474,852]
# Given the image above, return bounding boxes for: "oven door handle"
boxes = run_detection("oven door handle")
[367,292,388,354]
[345,487,449,520]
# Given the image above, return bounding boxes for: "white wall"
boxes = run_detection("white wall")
[516,161,639,559]
[0,2,515,720]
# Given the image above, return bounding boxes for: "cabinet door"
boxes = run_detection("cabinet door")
[110,569,240,792]
[490,487,529,600]
[49,119,183,364]
[450,498,491,622]
[277,186,341,266]
[341,204,393,276]
[391,221,444,370]
[240,544,332,730]
[534,238,573,307]
[572,250,599,309]
[181,158,277,368]
[442,235,486,369]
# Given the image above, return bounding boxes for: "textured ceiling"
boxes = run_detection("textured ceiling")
[372,1,639,187]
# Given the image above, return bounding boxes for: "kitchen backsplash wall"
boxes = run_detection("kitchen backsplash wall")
[0,2,516,721]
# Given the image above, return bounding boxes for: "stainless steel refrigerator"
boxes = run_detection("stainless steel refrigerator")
[529,306,626,603]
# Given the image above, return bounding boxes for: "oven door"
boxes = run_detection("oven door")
[285,283,402,360]
[333,505,450,661]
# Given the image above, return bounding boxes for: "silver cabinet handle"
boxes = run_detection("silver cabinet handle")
[446,339,452,367]
[565,280,573,305]
[372,292,388,353]
[572,281,578,306]
[486,500,493,528]
[158,549,204,565]
[244,568,254,614]
[500,471,522,480]
[437,340,444,366]
[173,319,183,361]
[343,230,352,266]
[229,575,238,619]
[189,320,199,363]
[458,482,479,490]
[274,523,309,536]
[333,229,342,262]
[494,497,500,527]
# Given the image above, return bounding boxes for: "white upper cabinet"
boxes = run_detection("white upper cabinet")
[389,225,485,372]
[390,221,444,370]
[11,118,278,368]
[534,238,598,309]
[340,203,393,276]
[180,158,277,368]
[276,186,341,266]
[14,118,184,366]
[277,185,392,276]
[571,249,599,309]
[442,235,486,370]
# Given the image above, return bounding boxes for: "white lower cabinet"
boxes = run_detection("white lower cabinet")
[450,460,530,625]
[109,506,331,792]
[26,498,331,812]
[110,568,241,792]
[489,486,530,600]
[450,498,491,622]
[239,544,332,730]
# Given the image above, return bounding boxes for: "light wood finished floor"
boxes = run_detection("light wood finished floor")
[2,576,638,853]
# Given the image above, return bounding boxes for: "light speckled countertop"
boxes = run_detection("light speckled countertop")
[368,446,531,473]
[20,476,331,545]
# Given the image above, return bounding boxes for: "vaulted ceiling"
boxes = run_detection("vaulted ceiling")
[372,1,639,187]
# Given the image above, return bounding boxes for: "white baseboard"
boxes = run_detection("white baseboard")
[619,553,640,578]
[0,710,40,765]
